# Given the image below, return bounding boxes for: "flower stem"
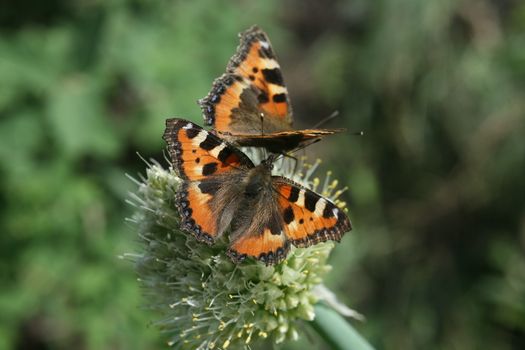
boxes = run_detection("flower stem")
[310,303,375,350]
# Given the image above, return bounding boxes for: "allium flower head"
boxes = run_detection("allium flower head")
[126,148,350,349]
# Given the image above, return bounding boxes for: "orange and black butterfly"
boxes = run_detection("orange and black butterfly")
[198,26,344,154]
[163,118,351,265]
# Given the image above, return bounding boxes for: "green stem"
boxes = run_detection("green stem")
[310,303,375,350]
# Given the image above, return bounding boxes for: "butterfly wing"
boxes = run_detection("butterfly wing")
[231,129,346,154]
[199,26,293,137]
[274,177,352,248]
[163,118,254,243]
[227,227,291,266]
[227,175,351,266]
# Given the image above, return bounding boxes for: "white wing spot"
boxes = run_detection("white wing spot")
[183,122,193,130]
[192,130,208,145]
[210,143,226,158]
[190,182,208,201]
[297,190,306,207]
[332,208,339,217]
[314,199,327,217]
[262,59,280,69]
[260,41,270,49]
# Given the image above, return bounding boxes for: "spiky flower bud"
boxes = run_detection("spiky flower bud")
[125,149,350,349]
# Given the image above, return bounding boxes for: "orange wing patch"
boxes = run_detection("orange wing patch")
[176,182,218,244]
[275,180,352,247]
[228,38,290,119]
[200,74,252,132]
[163,118,253,181]
[227,229,290,265]
[213,76,245,131]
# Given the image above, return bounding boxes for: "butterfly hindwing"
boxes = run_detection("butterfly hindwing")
[163,118,254,243]
[175,181,218,244]
[274,177,352,247]
[224,177,291,265]
[227,228,290,266]
[226,175,351,266]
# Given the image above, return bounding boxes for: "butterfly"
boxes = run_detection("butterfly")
[163,118,351,265]
[198,25,344,154]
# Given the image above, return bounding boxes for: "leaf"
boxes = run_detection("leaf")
[311,303,375,350]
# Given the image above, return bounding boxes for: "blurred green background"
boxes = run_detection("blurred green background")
[1,0,525,349]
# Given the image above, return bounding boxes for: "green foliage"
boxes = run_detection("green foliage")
[1,0,524,349]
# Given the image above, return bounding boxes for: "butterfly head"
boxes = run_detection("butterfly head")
[261,154,278,170]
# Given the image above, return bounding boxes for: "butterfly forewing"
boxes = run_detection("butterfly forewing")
[198,26,344,153]
[163,118,253,181]
[273,177,351,247]
[163,118,254,243]
[226,26,292,122]
[199,26,293,134]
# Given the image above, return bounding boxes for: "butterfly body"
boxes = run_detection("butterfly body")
[163,118,351,265]
[199,26,343,153]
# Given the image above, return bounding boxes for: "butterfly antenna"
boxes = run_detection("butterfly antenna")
[312,111,365,136]
[291,138,322,154]
[312,110,339,128]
